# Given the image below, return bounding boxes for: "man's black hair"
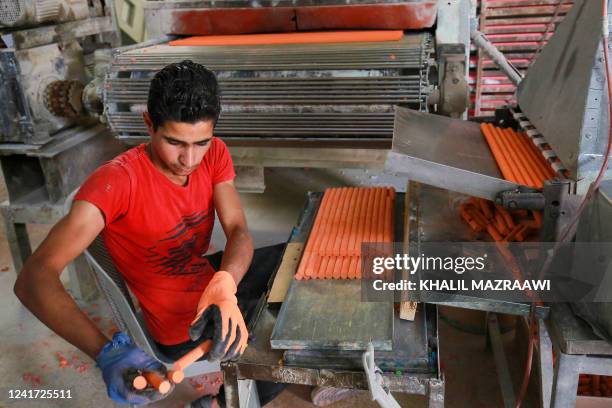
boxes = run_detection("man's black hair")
[147,60,221,130]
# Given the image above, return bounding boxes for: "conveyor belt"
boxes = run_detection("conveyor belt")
[104,33,433,143]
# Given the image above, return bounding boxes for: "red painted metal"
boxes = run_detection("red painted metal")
[295,3,437,30]
[470,0,572,117]
[171,8,297,35]
[168,2,437,35]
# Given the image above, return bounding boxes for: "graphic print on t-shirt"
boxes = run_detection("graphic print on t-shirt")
[144,209,214,276]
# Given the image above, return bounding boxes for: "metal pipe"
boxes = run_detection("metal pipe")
[470,28,523,86]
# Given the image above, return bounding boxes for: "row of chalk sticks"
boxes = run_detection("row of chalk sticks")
[480,123,562,188]
[125,340,212,395]
[578,374,612,397]
[295,187,395,280]
[459,197,542,242]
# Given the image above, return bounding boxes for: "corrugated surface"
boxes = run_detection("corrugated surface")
[469,0,572,117]
[104,33,432,143]
[295,186,395,280]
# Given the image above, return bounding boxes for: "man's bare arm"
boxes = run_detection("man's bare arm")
[13,200,109,359]
[213,180,253,284]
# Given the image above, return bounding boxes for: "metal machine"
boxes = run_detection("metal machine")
[0,0,118,144]
[385,0,612,406]
[0,0,124,299]
[388,0,610,231]
[92,0,472,146]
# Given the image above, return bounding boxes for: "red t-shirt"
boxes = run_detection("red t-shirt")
[75,138,235,345]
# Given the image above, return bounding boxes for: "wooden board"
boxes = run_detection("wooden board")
[268,243,303,304]
[400,181,418,320]
[270,279,394,351]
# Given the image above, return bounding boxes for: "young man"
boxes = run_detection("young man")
[14,60,284,406]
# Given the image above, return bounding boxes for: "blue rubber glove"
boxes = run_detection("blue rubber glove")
[96,332,170,405]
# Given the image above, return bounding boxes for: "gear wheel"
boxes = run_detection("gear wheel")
[44,80,84,118]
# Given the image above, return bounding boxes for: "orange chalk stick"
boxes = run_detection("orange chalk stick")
[481,124,518,183]
[504,224,526,242]
[486,223,503,242]
[478,198,493,220]
[505,128,545,188]
[520,132,556,180]
[491,125,525,185]
[169,31,404,47]
[173,340,213,372]
[142,371,171,394]
[466,207,490,229]
[167,369,185,384]
[132,375,147,390]
[383,188,395,243]
[502,128,541,188]
[335,188,356,256]
[494,204,516,230]
[494,211,510,235]
[460,206,482,232]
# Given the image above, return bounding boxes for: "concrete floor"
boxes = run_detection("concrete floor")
[0,167,535,407]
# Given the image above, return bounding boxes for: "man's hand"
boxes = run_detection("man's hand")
[189,271,248,361]
[96,332,171,405]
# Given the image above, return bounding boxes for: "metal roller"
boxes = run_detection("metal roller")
[104,33,433,143]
